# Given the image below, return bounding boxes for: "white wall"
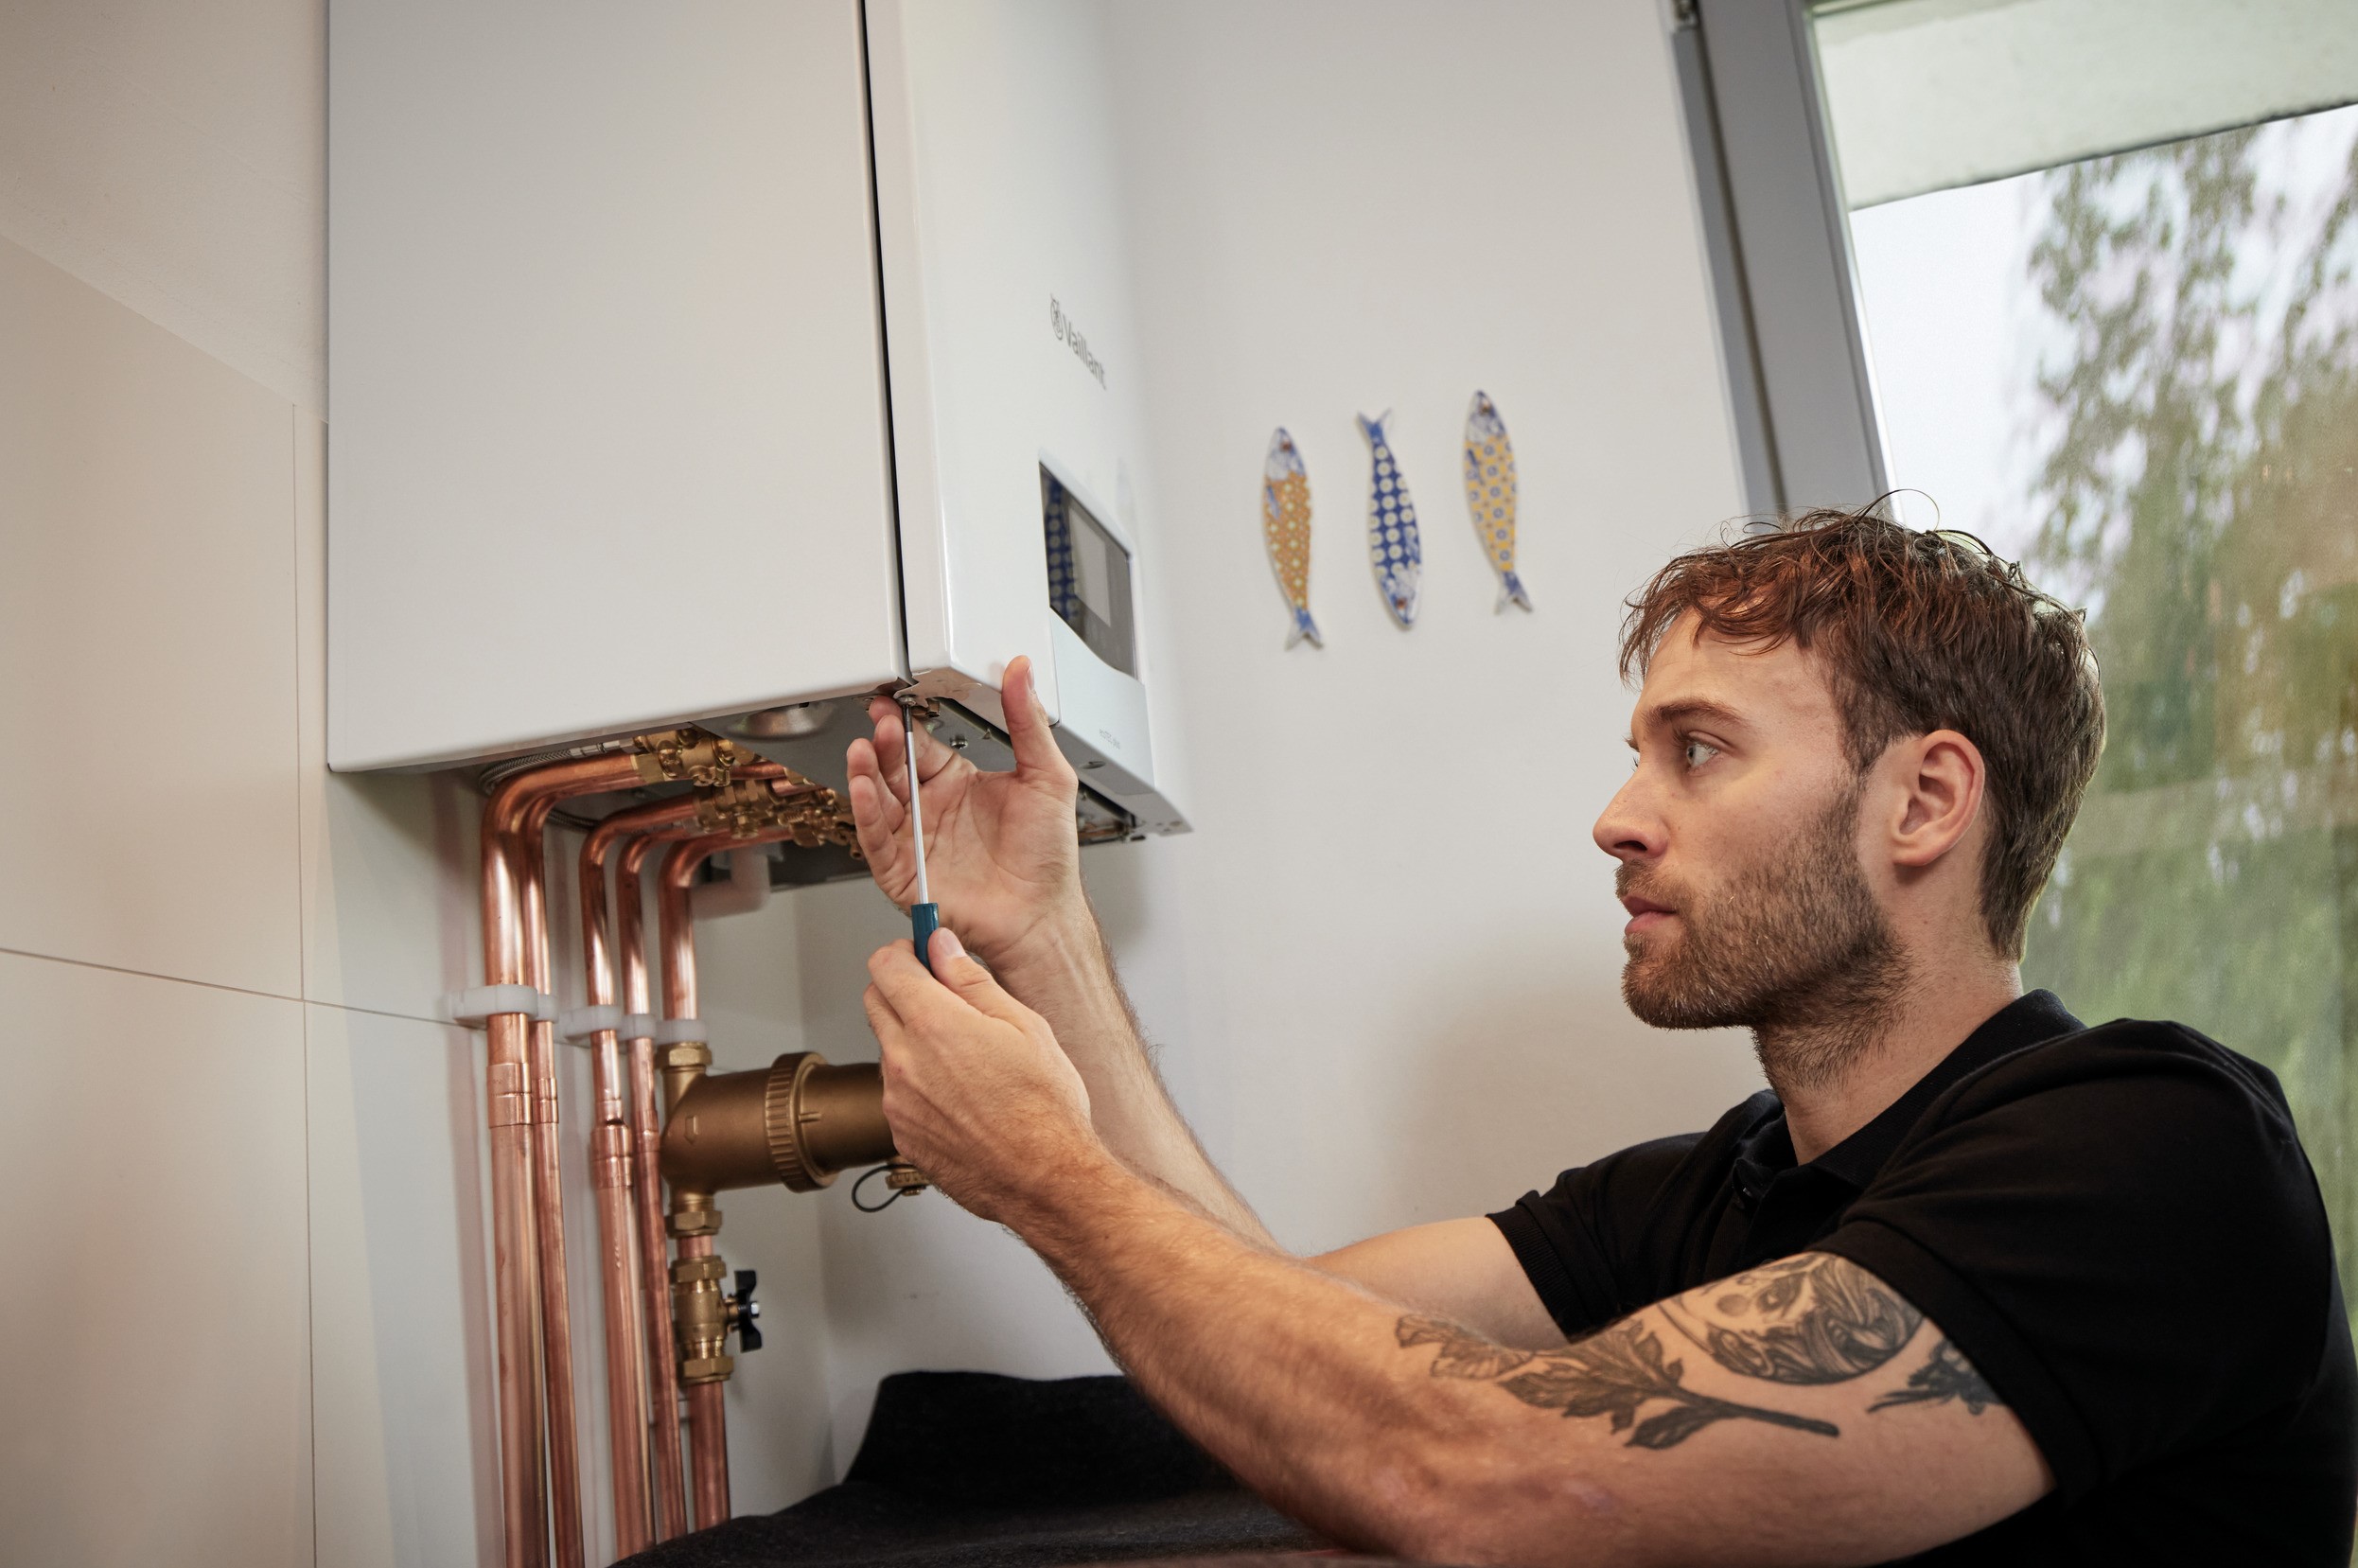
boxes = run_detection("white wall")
[2,0,1769,1554]
[0,5,833,1561]
[791,0,1768,1471]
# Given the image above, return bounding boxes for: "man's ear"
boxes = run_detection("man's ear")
[1888,729,1987,870]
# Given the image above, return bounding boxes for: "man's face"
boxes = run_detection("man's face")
[1593,621,1906,1077]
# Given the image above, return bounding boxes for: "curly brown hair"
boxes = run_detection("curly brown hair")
[1620,506,2105,959]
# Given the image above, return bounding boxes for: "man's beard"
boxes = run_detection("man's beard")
[1618,779,1909,1093]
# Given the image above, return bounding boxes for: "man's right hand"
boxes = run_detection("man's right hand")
[844,656,1088,978]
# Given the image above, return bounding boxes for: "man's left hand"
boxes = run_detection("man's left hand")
[863,929,1103,1224]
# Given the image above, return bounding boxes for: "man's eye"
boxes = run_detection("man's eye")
[1682,738,1720,769]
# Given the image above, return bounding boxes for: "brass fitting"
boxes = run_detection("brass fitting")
[671,1254,733,1384]
[667,1189,720,1239]
[695,772,820,838]
[659,1040,713,1115]
[660,1052,898,1195]
[633,729,746,789]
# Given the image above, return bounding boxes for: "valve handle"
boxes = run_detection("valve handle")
[730,1268,763,1353]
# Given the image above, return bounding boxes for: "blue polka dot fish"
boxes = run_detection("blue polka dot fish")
[1358,410,1422,628]
[1464,391,1532,612]
[1261,428,1321,648]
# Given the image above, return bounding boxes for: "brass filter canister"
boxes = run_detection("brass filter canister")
[660,1052,897,1195]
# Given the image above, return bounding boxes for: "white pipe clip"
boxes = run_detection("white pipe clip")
[654,1019,710,1045]
[446,985,557,1028]
[620,1013,660,1042]
[557,1004,623,1044]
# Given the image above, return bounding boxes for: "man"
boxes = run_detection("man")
[843,509,2357,1564]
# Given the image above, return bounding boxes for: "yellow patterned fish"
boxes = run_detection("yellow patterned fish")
[1262,427,1321,647]
[1464,391,1532,612]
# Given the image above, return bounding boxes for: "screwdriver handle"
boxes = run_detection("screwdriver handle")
[911,902,941,975]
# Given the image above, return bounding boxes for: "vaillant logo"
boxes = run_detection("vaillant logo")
[1049,296,1108,388]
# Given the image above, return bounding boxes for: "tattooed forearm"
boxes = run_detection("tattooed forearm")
[1660,1253,1922,1385]
[1870,1339,2001,1416]
[1397,1314,1839,1450]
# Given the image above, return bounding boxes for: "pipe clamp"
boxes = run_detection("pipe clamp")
[447,985,556,1027]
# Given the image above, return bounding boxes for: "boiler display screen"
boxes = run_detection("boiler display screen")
[1041,467,1135,676]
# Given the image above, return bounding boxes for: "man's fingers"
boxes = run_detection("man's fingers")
[927,927,1031,1026]
[861,982,906,1053]
[870,695,967,795]
[1001,656,1074,784]
[868,938,951,1019]
[845,737,908,831]
[864,701,915,805]
[845,773,908,891]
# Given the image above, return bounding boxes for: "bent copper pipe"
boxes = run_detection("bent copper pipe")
[657,833,738,1531]
[518,812,589,1568]
[484,762,652,1568]
[578,802,699,1560]
[481,738,731,1568]
[619,829,700,1542]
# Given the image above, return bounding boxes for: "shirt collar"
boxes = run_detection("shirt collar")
[1736,990,2085,1193]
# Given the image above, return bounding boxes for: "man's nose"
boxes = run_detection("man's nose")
[1593,769,1663,864]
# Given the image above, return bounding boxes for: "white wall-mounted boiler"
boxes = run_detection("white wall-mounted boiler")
[328,0,1186,845]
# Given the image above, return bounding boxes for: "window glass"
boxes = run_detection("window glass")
[1849,104,2358,1313]
[1813,0,2358,208]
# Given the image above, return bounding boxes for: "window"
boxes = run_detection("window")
[1854,106,2358,1312]
[1679,0,2358,1314]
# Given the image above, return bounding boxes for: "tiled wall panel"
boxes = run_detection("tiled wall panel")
[0,950,311,1566]
[0,237,304,999]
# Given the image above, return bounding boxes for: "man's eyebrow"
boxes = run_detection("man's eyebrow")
[1636,698,1749,736]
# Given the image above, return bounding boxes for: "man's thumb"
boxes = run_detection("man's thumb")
[928,927,1013,1013]
[1002,656,1070,782]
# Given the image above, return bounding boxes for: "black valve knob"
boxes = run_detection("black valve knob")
[729,1268,763,1352]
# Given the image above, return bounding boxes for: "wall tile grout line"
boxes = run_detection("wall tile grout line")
[0,943,455,1031]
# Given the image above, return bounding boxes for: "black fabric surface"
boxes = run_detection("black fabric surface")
[1489,990,2358,1565]
[619,1371,1321,1568]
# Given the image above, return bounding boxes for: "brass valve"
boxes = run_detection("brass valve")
[634,729,746,788]
[671,1254,732,1384]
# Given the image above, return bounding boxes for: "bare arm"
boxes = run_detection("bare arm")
[864,940,2051,1567]
[1314,1219,1566,1348]
[846,661,1270,1242]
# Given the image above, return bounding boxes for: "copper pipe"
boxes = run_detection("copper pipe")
[519,804,588,1568]
[656,832,741,1530]
[578,803,697,1560]
[684,1341,730,1529]
[481,742,718,1568]
[632,818,810,1535]
[619,830,695,1542]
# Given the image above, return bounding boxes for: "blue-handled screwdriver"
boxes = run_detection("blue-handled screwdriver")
[901,700,941,974]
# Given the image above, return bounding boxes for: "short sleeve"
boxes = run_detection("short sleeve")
[1814,1025,2335,1504]
[1489,1101,1769,1339]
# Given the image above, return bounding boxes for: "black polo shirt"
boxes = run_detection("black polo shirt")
[1488,991,2358,1563]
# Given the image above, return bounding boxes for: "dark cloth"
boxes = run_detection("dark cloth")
[1490,991,2358,1564]
[618,1371,1320,1568]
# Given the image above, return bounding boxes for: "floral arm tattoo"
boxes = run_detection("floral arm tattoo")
[1396,1253,1998,1450]
[1396,1315,1839,1450]
[1871,1340,2002,1416]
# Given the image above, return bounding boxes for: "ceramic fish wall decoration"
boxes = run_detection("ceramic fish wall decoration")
[1359,410,1422,628]
[1261,428,1321,647]
[1464,391,1532,612]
